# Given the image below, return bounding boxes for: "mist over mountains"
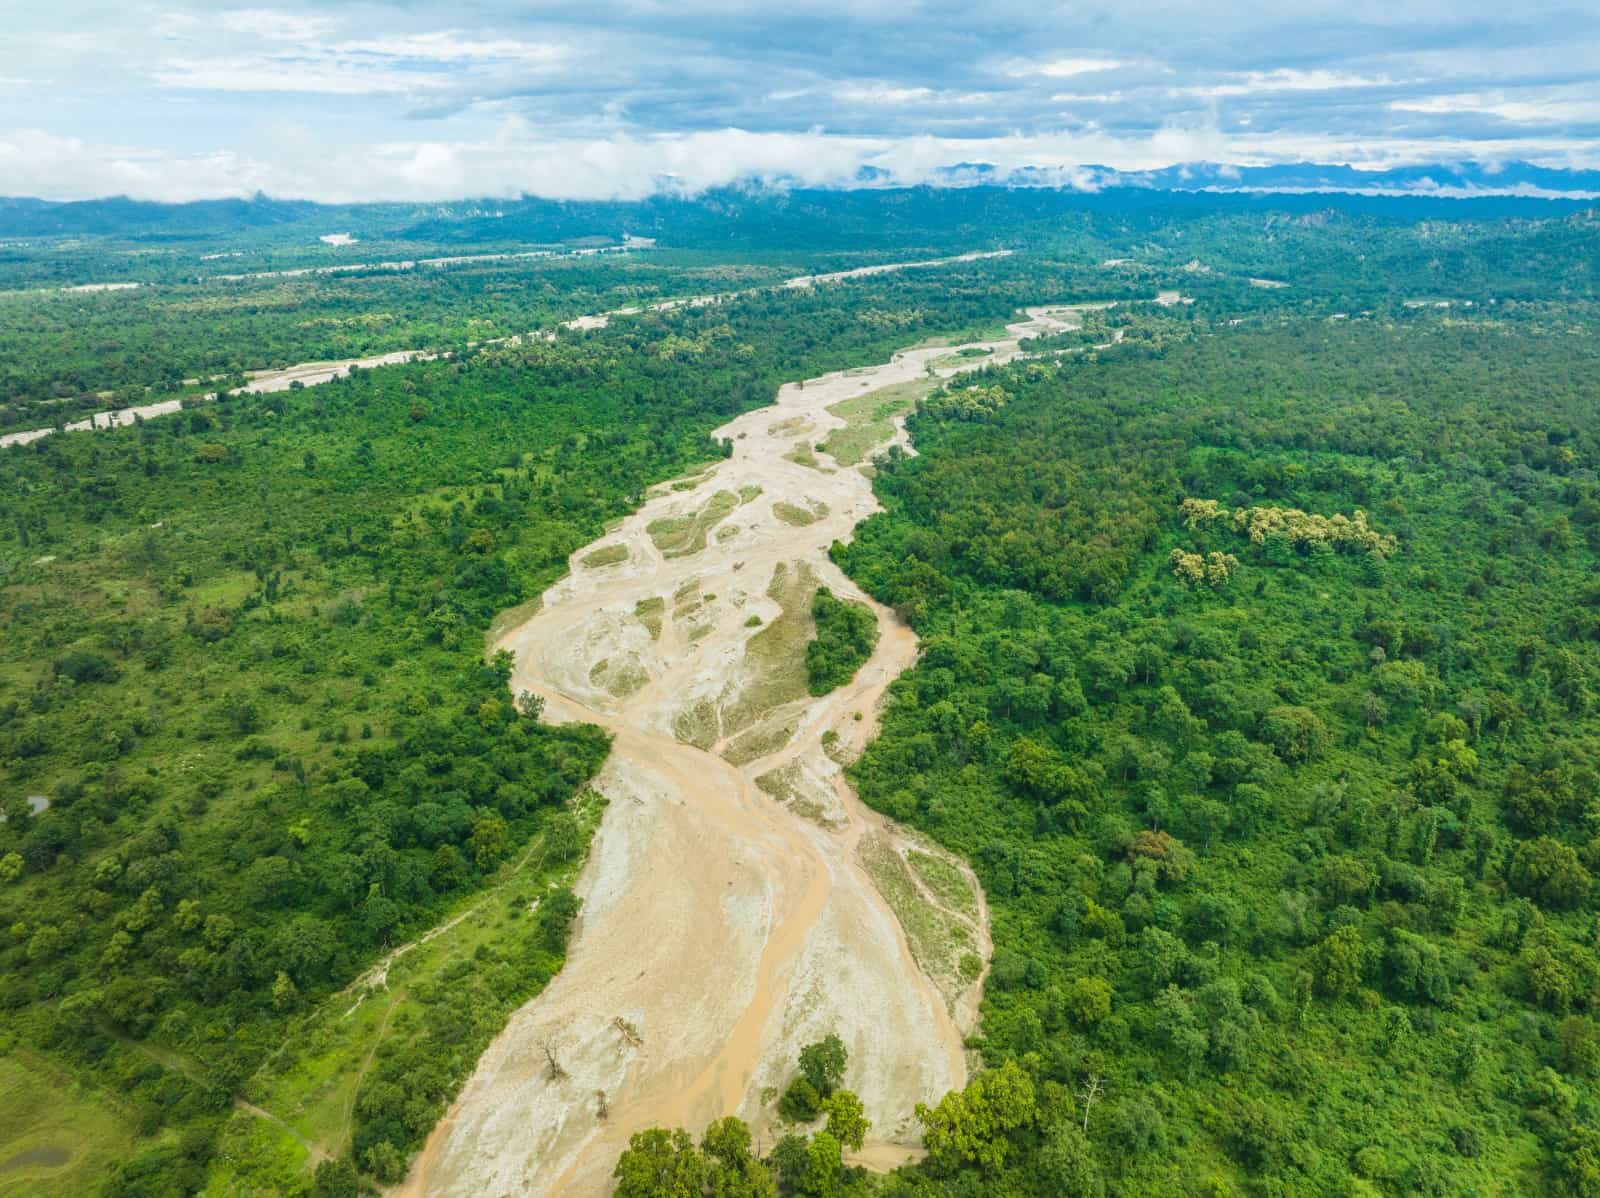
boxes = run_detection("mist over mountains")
[1,160,1596,244]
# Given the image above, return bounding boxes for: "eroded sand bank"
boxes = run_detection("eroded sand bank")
[397,303,1107,1198]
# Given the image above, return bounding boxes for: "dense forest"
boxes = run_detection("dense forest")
[0,255,1097,1194]
[3,202,1599,1197]
[5,194,1597,430]
[830,317,1600,1195]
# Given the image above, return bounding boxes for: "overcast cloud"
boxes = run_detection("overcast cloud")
[2,1,1597,201]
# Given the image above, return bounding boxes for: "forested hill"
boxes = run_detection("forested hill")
[829,315,1600,1195]
[1,182,1594,248]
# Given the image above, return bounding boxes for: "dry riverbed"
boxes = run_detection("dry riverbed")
[394,303,1116,1198]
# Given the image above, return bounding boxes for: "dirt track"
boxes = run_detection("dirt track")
[395,303,1108,1198]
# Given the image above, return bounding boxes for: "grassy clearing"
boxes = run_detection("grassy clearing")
[720,561,816,735]
[772,499,829,527]
[908,849,979,918]
[858,833,974,1004]
[634,596,664,639]
[768,416,812,437]
[483,595,542,654]
[754,762,833,826]
[783,441,825,471]
[820,378,934,466]
[647,490,739,557]
[672,699,720,749]
[0,1051,139,1198]
[755,762,803,804]
[928,346,995,371]
[722,718,797,766]
[202,795,606,1193]
[590,656,648,699]
[581,543,629,569]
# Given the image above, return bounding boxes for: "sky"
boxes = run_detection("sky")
[3,1,1599,202]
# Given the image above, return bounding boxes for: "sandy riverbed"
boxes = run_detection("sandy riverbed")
[393,302,1115,1198]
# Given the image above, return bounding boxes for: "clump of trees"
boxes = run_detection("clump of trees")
[616,1033,873,1198]
[805,589,879,695]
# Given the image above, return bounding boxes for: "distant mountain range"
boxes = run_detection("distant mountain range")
[918,160,1600,199]
[0,161,1594,243]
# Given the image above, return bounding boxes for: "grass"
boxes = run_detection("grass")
[720,561,816,735]
[755,762,803,804]
[820,378,934,466]
[927,346,994,371]
[768,416,812,437]
[783,441,825,470]
[590,656,647,698]
[754,762,833,826]
[201,794,606,1193]
[581,544,629,569]
[672,699,720,749]
[858,833,975,1005]
[0,1051,139,1198]
[907,849,979,918]
[722,718,797,766]
[634,596,664,639]
[647,490,740,557]
[772,500,828,527]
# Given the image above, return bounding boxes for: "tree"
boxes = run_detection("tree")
[918,1059,1037,1175]
[701,1117,777,1198]
[613,1128,705,1198]
[1559,1017,1600,1077]
[543,811,582,863]
[1035,1122,1104,1197]
[1061,977,1113,1027]
[798,1033,848,1095]
[468,811,509,870]
[1260,705,1330,763]
[822,1090,869,1152]
[270,970,298,1012]
[1556,1126,1600,1198]
[799,1130,843,1198]
[1510,837,1592,909]
[1314,925,1364,998]
[310,1158,359,1198]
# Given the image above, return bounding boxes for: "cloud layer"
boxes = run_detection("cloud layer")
[3,1,1598,200]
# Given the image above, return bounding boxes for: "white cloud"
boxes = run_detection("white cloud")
[1392,89,1600,123]
[1013,57,1126,79]
[332,33,570,64]
[831,83,935,104]
[152,57,443,95]
[216,9,339,42]
[7,121,1599,204]
[152,23,571,94]
[1179,69,1400,99]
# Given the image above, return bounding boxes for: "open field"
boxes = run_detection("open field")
[0,1052,139,1198]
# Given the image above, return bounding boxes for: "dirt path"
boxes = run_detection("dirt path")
[395,302,1101,1198]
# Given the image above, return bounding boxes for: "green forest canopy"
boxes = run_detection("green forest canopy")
[1,203,1598,1196]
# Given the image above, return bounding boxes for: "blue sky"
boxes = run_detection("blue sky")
[3,1,1598,200]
